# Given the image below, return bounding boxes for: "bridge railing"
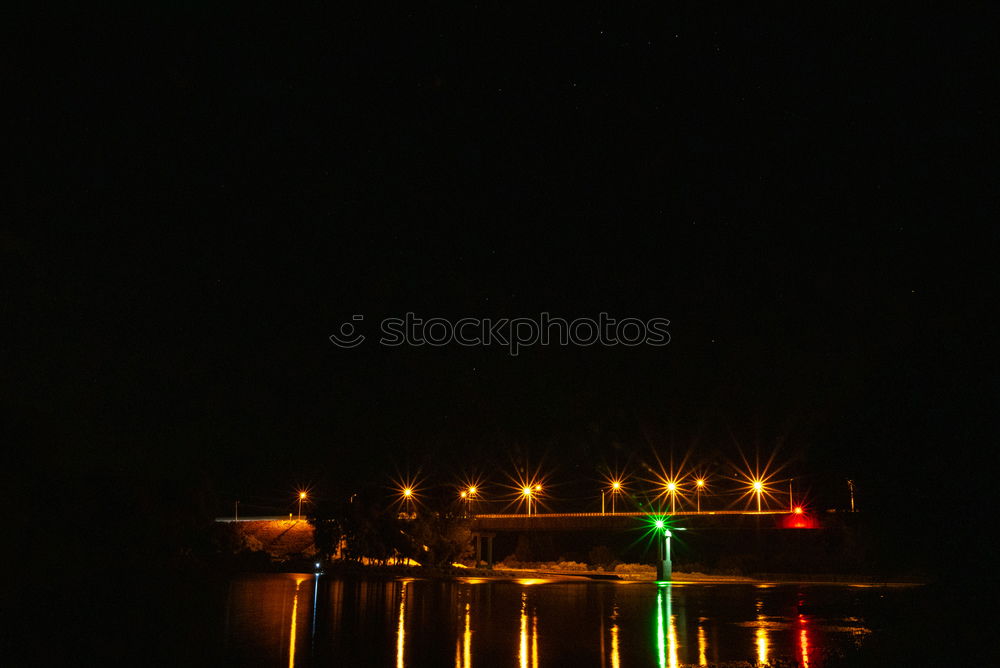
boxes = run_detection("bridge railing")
[471,510,792,519]
[214,516,303,522]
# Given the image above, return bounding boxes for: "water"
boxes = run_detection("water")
[220,573,896,667]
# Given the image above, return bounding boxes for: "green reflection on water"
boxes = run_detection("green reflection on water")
[655,583,680,668]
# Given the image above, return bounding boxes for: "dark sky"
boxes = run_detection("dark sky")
[8,6,995,529]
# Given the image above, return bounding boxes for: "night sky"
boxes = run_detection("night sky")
[9,6,995,563]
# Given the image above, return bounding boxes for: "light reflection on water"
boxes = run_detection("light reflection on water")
[756,618,770,665]
[223,574,879,667]
[396,579,407,668]
[800,617,811,668]
[610,605,621,668]
[455,603,472,668]
[697,620,707,666]
[287,578,301,668]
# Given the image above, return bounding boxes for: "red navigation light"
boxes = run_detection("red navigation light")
[782,509,819,529]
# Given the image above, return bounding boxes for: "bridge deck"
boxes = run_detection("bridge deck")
[469,510,797,532]
[473,511,788,518]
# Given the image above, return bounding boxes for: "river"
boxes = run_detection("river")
[218,573,907,667]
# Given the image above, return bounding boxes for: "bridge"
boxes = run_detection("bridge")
[213,510,827,572]
[467,510,804,532]
[464,510,820,570]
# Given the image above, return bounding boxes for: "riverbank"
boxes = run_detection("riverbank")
[286,560,923,586]
[489,567,924,586]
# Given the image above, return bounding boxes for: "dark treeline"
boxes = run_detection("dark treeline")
[306,486,472,568]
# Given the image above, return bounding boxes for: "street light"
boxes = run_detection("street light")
[665,480,680,514]
[402,487,414,515]
[752,480,763,512]
[461,486,478,516]
[298,491,307,519]
[523,484,542,515]
[695,478,705,512]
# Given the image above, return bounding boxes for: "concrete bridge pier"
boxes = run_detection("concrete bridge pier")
[472,532,495,569]
[656,558,671,581]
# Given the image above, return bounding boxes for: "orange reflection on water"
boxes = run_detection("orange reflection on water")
[520,593,528,668]
[287,576,309,668]
[610,605,620,668]
[396,580,409,668]
[610,623,620,668]
[519,591,539,668]
[697,622,708,666]
[533,609,538,667]
[455,601,472,668]
[668,613,679,668]
[755,617,769,665]
[288,580,301,668]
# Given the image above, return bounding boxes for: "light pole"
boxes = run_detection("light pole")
[665,481,678,514]
[461,486,478,516]
[298,491,307,519]
[402,487,414,516]
[610,480,621,514]
[695,479,705,512]
[847,479,856,512]
[522,486,533,516]
[752,481,763,512]
[468,486,477,515]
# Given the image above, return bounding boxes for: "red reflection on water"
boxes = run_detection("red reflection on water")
[799,615,811,668]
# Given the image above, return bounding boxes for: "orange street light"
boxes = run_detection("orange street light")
[695,478,706,512]
[752,480,764,512]
[664,480,681,513]
[400,486,416,516]
[609,479,623,514]
[601,474,627,514]
[297,491,307,519]
[460,485,478,515]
